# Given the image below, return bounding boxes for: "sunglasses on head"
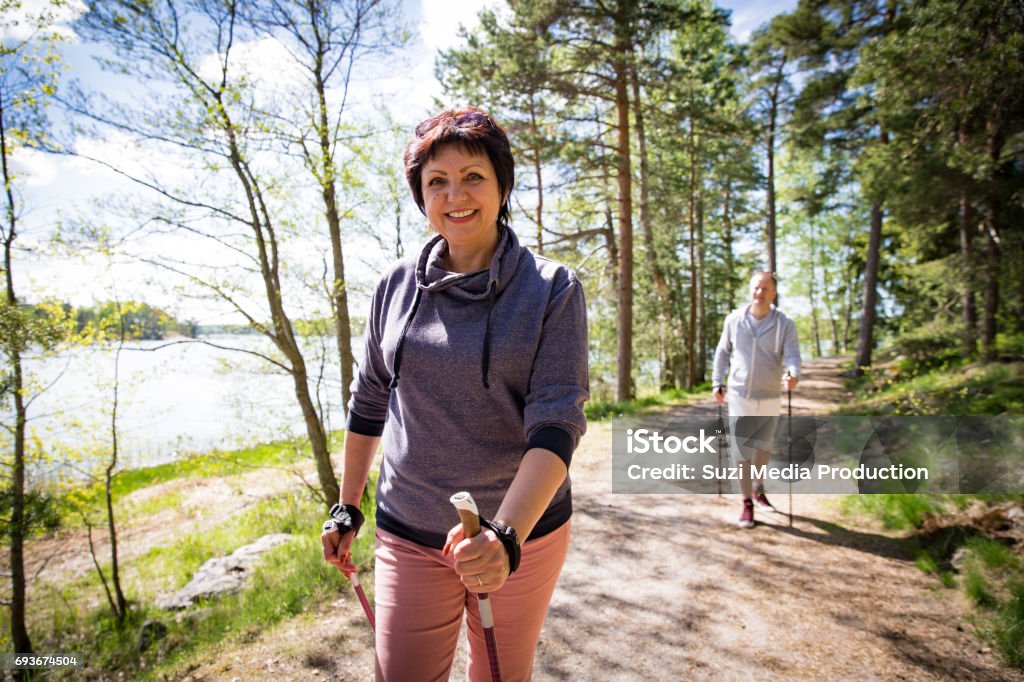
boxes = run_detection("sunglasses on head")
[415,110,495,137]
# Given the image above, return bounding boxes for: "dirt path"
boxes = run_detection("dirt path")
[530,356,1018,681]
[100,357,1023,680]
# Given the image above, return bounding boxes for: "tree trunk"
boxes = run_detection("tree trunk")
[809,221,822,358]
[765,62,783,275]
[2,97,33,658]
[982,199,1000,361]
[529,95,545,254]
[630,61,672,390]
[723,185,736,309]
[843,265,854,354]
[959,186,977,357]
[106,320,128,623]
[696,194,706,384]
[687,114,698,390]
[822,262,840,355]
[613,36,634,402]
[314,69,355,423]
[854,198,884,373]
[981,128,1002,361]
[222,109,340,506]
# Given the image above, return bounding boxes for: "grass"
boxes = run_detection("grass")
[1,434,375,680]
[110,433,336,498]
[10,486,377,679]
[844,493,1024,671]
[960,537,1024,667]
[839,494,948,530]
[585,383,712,421]
[46,432,344,534]
[842,360,1024,416]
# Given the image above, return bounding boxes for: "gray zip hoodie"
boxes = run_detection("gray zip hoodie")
[346,227,589,548]
[712,306,801,400]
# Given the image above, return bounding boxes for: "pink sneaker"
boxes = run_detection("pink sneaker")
[753,491,777,513]
[738,499,754,528]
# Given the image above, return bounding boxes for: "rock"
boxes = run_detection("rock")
[157,534,295,610]
[1007,505,1024,521]
[137,619,168,653]
[951,548,968,572]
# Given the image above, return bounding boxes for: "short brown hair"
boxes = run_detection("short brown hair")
[404,107,515,226]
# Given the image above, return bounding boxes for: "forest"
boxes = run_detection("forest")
[1,0,1023,676]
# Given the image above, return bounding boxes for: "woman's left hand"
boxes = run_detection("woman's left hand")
[442,524,511,593]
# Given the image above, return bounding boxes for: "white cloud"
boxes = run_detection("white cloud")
[10,147,58,187]
[721,0,797,42]
[197,36,307,91]
[0,0,85,44]
[418,0,500,52]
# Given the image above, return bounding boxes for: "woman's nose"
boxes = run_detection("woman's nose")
[447,181,468,202]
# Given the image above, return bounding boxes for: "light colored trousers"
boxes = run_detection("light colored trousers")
[373,521,570,681]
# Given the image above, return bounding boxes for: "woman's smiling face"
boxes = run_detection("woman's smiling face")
[421,144,503,256]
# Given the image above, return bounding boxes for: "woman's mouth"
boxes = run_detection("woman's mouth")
[447,209,477,222]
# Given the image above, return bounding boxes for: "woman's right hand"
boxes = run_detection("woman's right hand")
[321,522,358,577]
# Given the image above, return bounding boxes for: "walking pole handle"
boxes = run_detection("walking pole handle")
[451,491,482,538]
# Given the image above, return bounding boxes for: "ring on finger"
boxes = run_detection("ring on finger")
[476,574,484,586]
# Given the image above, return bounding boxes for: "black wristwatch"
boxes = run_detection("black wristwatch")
[327,503,365,536]
[481,519,521,575]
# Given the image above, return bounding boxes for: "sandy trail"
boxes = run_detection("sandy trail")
[530,356,1018,680]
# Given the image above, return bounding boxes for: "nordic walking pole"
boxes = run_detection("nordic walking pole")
[786,373,793,528]
[349,570,376,634]
[450,491,503,682]
[716,390,724,498]
[323,519,376,633]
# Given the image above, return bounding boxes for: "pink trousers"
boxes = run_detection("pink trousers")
[373,521,570,682]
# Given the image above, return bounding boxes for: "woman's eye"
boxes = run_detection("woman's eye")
[466,173,483,182]
[428,177,445,187]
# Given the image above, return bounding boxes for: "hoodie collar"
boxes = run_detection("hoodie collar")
[415,225,521,300]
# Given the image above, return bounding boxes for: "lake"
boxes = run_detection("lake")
[17,336,344,473]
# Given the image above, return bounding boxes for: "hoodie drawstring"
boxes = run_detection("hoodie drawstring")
[389,287,423,389]
[481,281,497,389]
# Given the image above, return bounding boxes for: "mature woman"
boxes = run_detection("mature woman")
[321,107,589,681]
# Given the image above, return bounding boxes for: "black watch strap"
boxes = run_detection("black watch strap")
[481,518,521,575]
[328,503,365,536]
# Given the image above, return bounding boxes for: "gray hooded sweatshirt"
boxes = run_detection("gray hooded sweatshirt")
[346,227,589,549]
[712,306,801,400]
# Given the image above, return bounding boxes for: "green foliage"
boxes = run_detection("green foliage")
[0,298,73,357]
[844,360,1024,416]
[839,493,946,530]
[74,300,179,341]
[0,0,69,154]
[0,487,60,540]
[889,319,965,376]
[991,582,1024,669]
[55,436,328,538]
[966,536,1020,573]
[960,536,1024,668]
[964,563,997,608]
[584,385,706,421]
[852,497,1024,670]
[12,466,378,679]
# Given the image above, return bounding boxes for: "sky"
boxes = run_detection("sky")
[10,0,796,321]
